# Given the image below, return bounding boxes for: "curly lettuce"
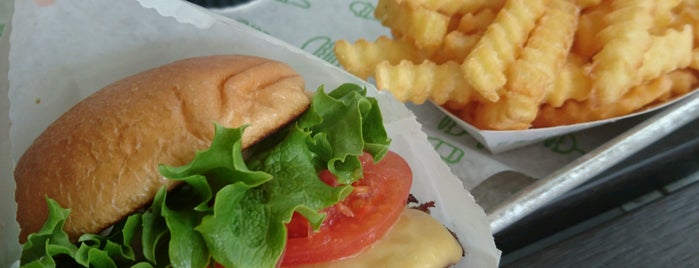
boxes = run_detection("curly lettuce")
[19,83,390,268]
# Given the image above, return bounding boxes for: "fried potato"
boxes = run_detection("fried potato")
[543,54,592,108]
[666,69,699,98]
[334,36,425,80]
[397,0,505,16]
[575,0,604,9]
[691,48,699,70]
[375,0,451,49]
[589,0,655,106]
[652,0,682,32]
[429,31,481,64]
[533,71,686,127]
[456,8,497,34]
[674,3,699,43]
[508,0,580,101]
[638,25,693,82]
[683,0,699,6]
[334,0,699,131]
[470,0,580,130]
[653,69,698,102]
[461,0,548,102]
[571,2,611,59]
[468,92,538,130]
[375,60,479,105]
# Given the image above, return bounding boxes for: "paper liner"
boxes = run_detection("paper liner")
[440,94,696,154]
[2,0,500,266]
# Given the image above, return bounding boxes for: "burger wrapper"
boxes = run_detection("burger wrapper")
[1,0,500,267]
[0,3,12,265]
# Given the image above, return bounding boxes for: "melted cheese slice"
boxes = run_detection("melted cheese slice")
[295,208,464,268]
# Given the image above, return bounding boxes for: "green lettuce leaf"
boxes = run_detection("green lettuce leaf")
[20,197,76,268]
[19,198,150,268]
[190,84,391,267]
[19,83,390,268]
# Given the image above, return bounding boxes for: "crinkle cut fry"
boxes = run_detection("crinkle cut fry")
[589,0,655,106]
[543,54,592,108]
[456,8,498,34]
[429,9,497,64]
[334,36,425,80]
[533,70,697,127]
[375,0,451,49]
[397,0,506,16]
[334,0,699,131]
[572,2,611,60]
[674,2,699,43]
[375,60,478,105]
[460,0,548,102]
[664,69,699,99]
[652,0,682,31]
[574,0,604,9]
[430,31,482,64]
[470,0,580,130]
[691,48,699,70]
[637,25,693,83]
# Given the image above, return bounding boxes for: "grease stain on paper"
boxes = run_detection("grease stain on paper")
[276,0,310,9]
[34,0,55,7]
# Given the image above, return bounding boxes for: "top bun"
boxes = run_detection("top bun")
[14,55,311,242]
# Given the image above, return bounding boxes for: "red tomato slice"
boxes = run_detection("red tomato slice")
[280,151,413,266]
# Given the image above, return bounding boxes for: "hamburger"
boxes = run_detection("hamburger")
[14,55,464,267]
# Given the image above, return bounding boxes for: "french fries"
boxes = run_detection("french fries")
[375,0,451,49]
[534,69,697,127]
[375,60,480,105]
[397,0,505,16]
[588,0,655,106]
[543,54,591,108]
[335,36,425,80]
[334,0,699,130]
[473,0,580,130]
[461,0,548,102]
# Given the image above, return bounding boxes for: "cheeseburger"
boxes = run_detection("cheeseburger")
[15,55,464,267]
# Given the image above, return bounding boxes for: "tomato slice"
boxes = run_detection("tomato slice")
[280,151,413,266]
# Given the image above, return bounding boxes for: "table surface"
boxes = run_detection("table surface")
[501,169,699,267]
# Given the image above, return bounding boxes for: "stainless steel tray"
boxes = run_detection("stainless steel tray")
[488,91,699,233]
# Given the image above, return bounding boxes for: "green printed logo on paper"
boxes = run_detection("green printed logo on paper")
[544,134,586,155]
[236,19,271,35]
[437,116,468,136]
[350,1,377,20]
[276,0,310,9]
[302,36,339,66]
[428,137,465,164]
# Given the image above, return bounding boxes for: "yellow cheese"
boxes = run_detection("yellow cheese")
[295,208,464,268]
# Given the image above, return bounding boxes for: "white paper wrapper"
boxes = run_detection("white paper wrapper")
[0,4,15,266]
[438,98,688,153]
[1,0,499,267]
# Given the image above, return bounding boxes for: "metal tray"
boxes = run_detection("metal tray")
[488,91,699,234]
